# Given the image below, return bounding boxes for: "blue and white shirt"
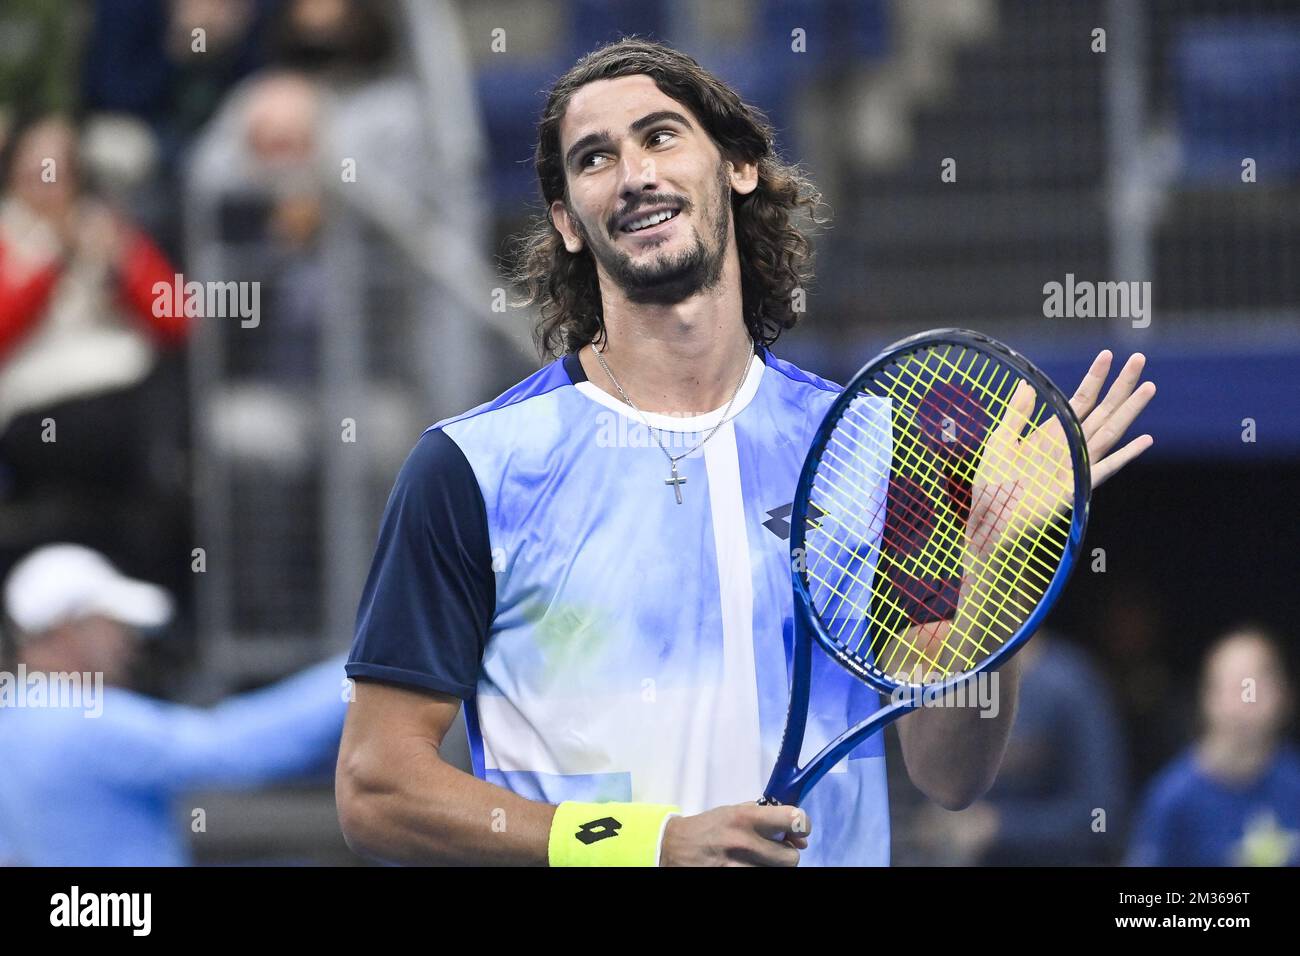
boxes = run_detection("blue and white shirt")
[347,349,891,865]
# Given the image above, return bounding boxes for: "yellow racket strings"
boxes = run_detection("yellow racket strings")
[802,345,1076,683]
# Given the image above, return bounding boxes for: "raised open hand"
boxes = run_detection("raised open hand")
[965,351,1155,561]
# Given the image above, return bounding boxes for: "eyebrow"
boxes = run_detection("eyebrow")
[564,110,695,170]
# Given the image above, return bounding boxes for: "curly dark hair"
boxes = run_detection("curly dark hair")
[509,37,829,358]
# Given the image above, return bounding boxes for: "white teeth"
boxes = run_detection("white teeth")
[624,209,678,232]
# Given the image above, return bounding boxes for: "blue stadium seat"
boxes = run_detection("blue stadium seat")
[830,0,890,61]
[1175,21,1300,181]
[474,0,893,210]
[477,0,670,211]
[567,0,670,59]
[758,0,889,63]
[476,64,560,209]
[698,1,889,157]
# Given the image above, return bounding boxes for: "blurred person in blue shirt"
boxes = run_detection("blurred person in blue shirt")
[1128,626,1300,867]
[0,543,349,866]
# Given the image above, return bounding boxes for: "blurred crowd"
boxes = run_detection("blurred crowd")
[0,0,425,866]
[0,0,469,586]
[0,0,1296,866]
[894,626,1299,866]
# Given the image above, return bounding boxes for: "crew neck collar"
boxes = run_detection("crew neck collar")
[564,348,767,433]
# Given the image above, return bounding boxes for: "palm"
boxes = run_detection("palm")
[965,351,1156,560]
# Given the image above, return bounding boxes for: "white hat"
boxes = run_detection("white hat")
[3,544,174,639]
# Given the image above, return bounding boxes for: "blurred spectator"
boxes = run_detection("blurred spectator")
[178,0,490,644]
[185,0,403,383]
[0,113,189,582]
[0,543,348,866]
[184,0,484,406]
[0,114,186,409]
[913,634,1127,865]
[1128,626,1300,867]
[268,0,392,79]
[81,0,274,150]
[77,0,278,246]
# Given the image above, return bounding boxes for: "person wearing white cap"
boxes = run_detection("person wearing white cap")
[0,543,348,866]
[2,543,174,689]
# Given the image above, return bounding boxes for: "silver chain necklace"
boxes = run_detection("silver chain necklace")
[592,338,754,504]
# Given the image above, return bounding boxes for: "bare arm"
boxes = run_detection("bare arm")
[336,680,556,865]
[896,654,1022,810]
[896,351,1155,810]
[336,679,811,866]
[889,542,1025,810]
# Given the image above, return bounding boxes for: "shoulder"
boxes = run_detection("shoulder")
[761,349,842,397]
[395,357,585,516]
[1139,749,1203,813]
[437,357,576,432]
[435,357,582,462]
[756,350,843,431]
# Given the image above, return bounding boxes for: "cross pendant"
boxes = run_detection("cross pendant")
[664,461,687,504]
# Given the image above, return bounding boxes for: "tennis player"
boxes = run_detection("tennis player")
[337,38,1155,866]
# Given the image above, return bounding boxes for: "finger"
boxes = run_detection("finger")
[1021,414,1066,477]
[1087,380,1156,460]
[1004,378,1034,434]
[752,807,811,840]
[790,808,812,839]
[782,834,809,850]
[1069,350,1113,420]
[735,837,801,867]
[1082,352,1146,441]
[1091,433,1154,488]
[984,379,1034,473]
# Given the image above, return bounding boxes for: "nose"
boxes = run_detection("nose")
[616,146,658,201]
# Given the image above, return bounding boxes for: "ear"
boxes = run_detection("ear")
[727,158,759,197]
[550,200,584,253]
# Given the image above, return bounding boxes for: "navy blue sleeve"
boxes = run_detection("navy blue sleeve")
[346,428,495,699]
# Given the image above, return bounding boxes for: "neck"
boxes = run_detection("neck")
[578,256,753,416]
[1197,733,1275,782]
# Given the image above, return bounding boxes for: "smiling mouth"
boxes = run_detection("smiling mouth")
[619,208,681,234]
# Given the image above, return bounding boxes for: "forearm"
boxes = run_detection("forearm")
[0,262,60,359]
[897,653,1021,809]
[117,229,188,343]
[161,658,348,789]
[336,734,557,866]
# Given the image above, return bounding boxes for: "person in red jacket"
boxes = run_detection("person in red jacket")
[0,113,191,590]
[0,113,187,418]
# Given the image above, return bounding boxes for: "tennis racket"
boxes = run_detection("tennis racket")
[761,328,1090,807]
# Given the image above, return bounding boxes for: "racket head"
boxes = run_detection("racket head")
[791,328,1090,699]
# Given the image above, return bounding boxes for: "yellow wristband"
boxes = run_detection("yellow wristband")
[547,801,681,867]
